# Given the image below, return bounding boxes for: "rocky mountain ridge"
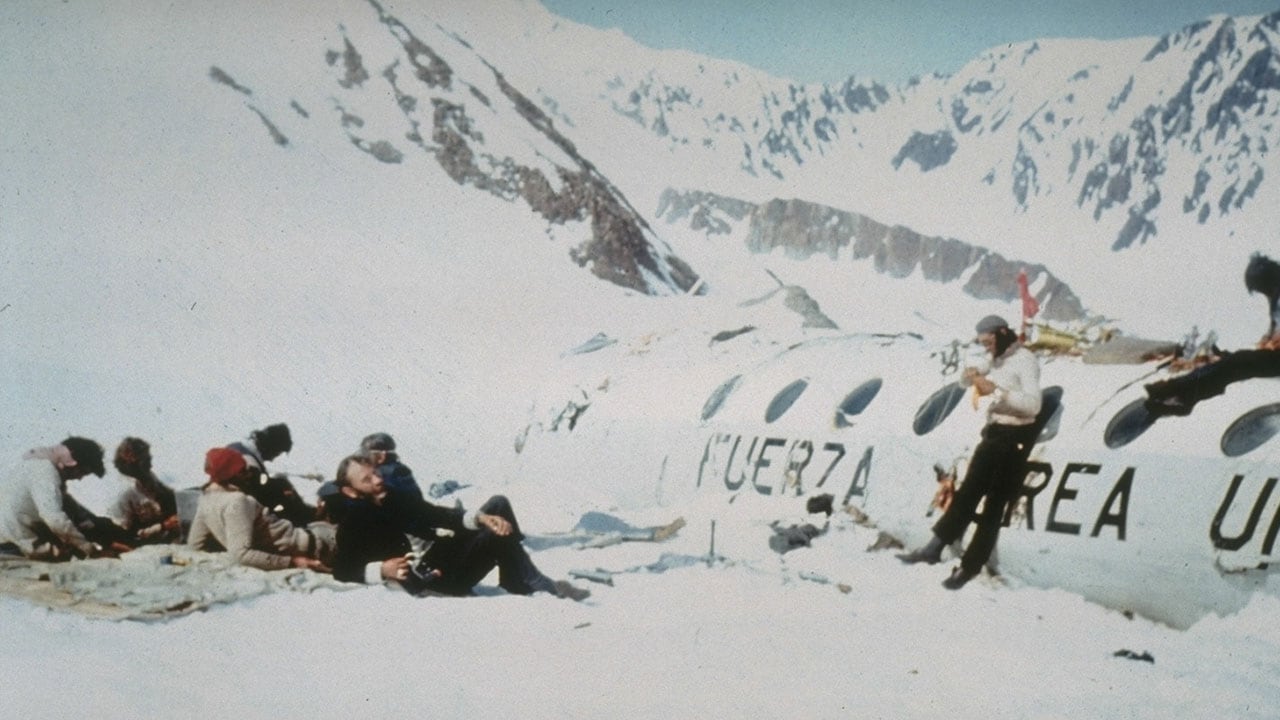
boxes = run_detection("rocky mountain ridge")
[506,8,1279,259]
[208,0,699,297]
[656,189,1086,322]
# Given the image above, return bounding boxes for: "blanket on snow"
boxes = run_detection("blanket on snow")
[0,544,352,621]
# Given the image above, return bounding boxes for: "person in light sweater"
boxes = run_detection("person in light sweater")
[187,447,332,572]
[0,437,113,560]
[898,315,1042,590]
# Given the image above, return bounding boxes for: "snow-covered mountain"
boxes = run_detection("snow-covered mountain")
[4,7,1280,717]
[441,2,1280,341]
[1,0,715,481]
[3,0,1276,475]
[207,1,699,297]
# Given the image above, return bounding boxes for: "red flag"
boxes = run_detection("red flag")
[1017,269,1040,324]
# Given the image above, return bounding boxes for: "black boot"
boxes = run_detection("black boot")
[942,565,977,590]
[896,535,944,565]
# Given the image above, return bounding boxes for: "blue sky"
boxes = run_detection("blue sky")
[541,0,1280,84]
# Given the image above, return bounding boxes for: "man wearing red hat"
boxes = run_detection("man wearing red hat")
[187,447,333,572]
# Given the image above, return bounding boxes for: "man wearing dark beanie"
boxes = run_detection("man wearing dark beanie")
[226,423,317,526]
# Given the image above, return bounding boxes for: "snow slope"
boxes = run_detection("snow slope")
[1,2,1278,718]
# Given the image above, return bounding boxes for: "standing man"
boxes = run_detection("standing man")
[898,315,1042,589]
[0,437,114,560]
[331,454,587,600]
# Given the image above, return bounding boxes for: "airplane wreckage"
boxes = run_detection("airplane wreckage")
[516,316,1280,630]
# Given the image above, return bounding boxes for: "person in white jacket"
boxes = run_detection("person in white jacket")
[0,437,112,560]
[898,315,1043,589]
[187,447,332,572]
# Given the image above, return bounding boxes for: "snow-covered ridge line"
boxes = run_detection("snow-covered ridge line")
[451,4,1278,332]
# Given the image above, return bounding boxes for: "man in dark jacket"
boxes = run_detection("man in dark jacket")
[331,454,587,600]
[317,432,421,526]
[227,423,317,526]
[359,432,424,501]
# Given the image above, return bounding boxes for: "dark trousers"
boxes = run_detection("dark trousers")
[932,423,1038,574]
[424,495,555,596]
[1148,349,1280,405]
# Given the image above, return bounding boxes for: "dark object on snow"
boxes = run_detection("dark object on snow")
[428,480,467,499]
[1113,649,1155,663]
[710,326,755,344]
[806,494,834,516]
[769,523,823,554]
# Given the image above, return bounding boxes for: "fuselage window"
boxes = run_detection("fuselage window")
[835,378,883,428]
[1220,403,1280,457]
[912,382,966,436]
[1035,386,1065,442]
[701,375,742,422]
[766,379,809,423]
[1103,397,1157,449]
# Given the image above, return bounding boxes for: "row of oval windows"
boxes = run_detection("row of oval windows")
[701,374,1280,458]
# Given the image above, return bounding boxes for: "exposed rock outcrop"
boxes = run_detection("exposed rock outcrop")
[211,0,701,297]
[659,191,1087,322]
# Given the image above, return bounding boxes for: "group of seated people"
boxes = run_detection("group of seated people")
[0,425,588,601]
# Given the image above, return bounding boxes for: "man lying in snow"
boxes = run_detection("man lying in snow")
[330,453,589,600]
[0,437,122,560]
[187,448,334,572]
[1145,252,1280,416]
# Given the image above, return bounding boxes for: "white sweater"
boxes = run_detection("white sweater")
[0,458,95,558]
[187,484,310,570]
[962,344,1042,426]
